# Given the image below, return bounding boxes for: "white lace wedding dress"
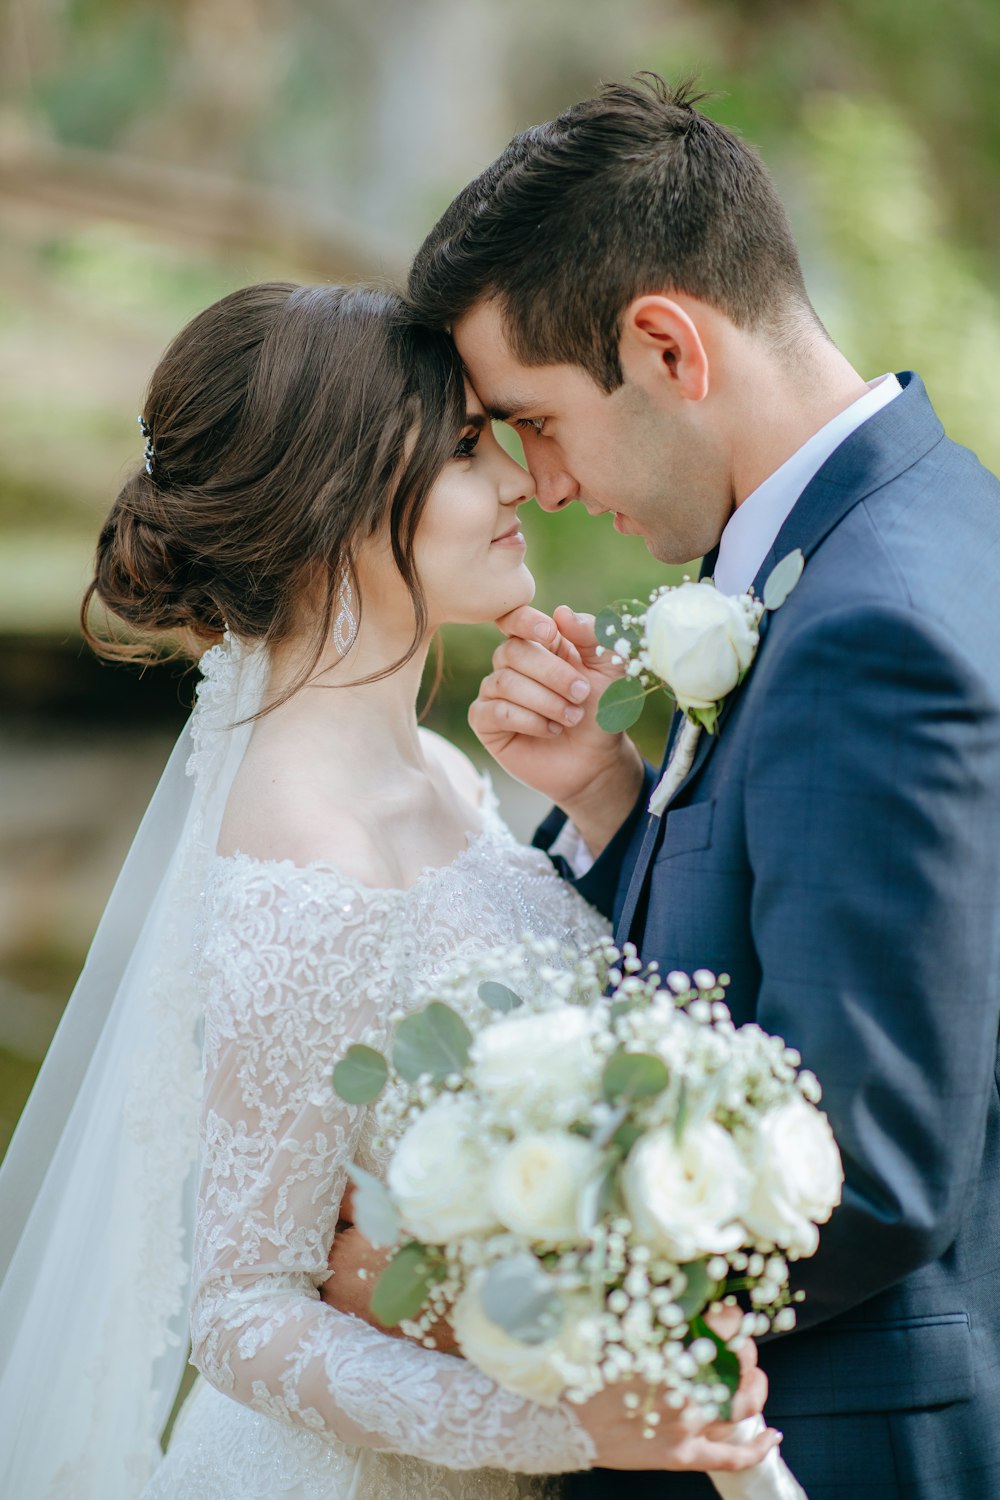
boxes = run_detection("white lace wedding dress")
[139,692,610,1498]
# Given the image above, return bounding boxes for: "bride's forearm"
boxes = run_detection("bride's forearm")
[321,1223,460,1355]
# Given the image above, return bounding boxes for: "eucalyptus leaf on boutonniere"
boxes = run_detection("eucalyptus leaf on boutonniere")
[595,550,805,816]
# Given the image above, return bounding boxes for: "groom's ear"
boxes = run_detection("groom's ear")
[619,295,709,404]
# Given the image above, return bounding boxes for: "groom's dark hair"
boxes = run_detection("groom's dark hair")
[408,74,821,391]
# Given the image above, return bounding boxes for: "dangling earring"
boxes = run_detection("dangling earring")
[333,569,358,656]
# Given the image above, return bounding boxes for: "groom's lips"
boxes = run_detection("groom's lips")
[613,512,630,533]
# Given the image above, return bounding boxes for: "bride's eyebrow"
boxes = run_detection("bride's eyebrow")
[462,412,488,430]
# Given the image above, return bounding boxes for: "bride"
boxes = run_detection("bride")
[0,282,776,1499]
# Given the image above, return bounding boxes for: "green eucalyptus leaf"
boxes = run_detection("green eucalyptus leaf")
[610,1118,644,1157]
[393,1001,473,1083]
[370,1241,446,1326]
[689,1313,741,1412]
[675,1260,723,1319]
[480,1255,564,1345]
[590,1103,629,1151]
[345,1163,401,1248]
[333,1044,389,1105]
[478,981,524,1014]
[596,599,646,654]
[673,1078,689,1145]
[602,1047,670,1103]
[609,997,637,1023]
[577,1158,619,1233]
[763,548,805,611]
[596,605,628,648]
[596,676,647,733]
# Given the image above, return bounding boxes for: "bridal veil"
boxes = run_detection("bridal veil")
[0,638,267,1499]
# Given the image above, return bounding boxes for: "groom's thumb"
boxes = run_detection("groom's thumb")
[553,604,599,660]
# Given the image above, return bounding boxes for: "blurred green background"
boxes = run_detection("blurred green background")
[2,0,1000,1154]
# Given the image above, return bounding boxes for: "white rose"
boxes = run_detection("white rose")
[622,1121,751,1262]
[470,1007,601,1119]
[742,1097,844,1257]
[452,1273,601,1405]
[643,582,760,711]
[387,1095,499,1244]
[489,1131,596,1243]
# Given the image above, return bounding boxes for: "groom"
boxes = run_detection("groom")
[404,76,1000,1498]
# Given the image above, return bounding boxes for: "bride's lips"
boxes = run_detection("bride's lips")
[613,512,629,533]
[490,522,526,548]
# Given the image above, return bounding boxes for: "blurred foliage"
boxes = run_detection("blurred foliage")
[1,0,998,683]
[1,0,998,1150]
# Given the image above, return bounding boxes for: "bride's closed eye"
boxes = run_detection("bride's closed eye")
[453,429,481,459]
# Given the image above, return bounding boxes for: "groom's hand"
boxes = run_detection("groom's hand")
[578,1309,780,1473]
[470,603,644,857]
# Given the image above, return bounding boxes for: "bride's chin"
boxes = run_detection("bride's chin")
[501,567,536,614]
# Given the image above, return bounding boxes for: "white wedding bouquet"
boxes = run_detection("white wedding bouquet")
[333,936,841,1492]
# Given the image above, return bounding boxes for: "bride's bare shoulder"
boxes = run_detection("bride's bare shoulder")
[216,740,385,885]
[418,728,484,807]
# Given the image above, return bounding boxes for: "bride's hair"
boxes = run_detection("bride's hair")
[82,282,466,686]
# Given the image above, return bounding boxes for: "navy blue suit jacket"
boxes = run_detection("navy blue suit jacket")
[538,374,1000,1499]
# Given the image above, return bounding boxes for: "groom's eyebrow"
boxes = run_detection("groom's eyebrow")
[483,396,537,423]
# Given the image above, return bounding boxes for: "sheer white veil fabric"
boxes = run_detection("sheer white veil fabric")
[0,637,268,1500]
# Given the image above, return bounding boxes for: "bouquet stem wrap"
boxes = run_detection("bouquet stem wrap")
[709,1417,807,1500]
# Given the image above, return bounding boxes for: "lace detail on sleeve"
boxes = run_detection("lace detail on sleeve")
[189,857,595,1475]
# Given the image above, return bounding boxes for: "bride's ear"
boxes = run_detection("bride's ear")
[618,295,709,403]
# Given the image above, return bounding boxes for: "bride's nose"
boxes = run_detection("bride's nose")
[498,451,532,509]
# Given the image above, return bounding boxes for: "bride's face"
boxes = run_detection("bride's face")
[408,389,535,628]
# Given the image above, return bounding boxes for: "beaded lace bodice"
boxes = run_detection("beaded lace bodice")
[187,775,609,1478]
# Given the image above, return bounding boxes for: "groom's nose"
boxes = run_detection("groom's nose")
[523,443,580,512]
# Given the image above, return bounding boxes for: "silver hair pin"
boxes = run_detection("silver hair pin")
[138,414,156,476]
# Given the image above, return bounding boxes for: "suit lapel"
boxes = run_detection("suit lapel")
[615,371,943,948]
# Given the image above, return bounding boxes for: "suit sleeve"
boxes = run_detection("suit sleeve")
[745,601,1000,1328]
[534,762,658,925]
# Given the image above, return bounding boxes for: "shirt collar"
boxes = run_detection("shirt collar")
[713,373,903,596]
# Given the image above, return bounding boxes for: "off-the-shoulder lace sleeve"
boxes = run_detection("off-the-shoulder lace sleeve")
[189,857,595,1475]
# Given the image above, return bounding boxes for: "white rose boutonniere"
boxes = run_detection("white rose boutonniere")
[595,549,805,815]
[644,583,762,728]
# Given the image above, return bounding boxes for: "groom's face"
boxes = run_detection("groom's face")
[452,300,730,565]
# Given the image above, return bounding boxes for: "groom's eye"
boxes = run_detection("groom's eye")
[513,417,546,437]
[453,429,481,459]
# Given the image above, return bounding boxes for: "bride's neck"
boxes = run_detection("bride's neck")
[262,619,433,773]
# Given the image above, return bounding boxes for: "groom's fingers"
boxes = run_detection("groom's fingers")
[479,660,589,730]
[495,604,587,671]
[470,694,565,742]
[704,1366,769,1431]
[552,603,602,663]
[680,1427,783,1473]
[489,636,592,711]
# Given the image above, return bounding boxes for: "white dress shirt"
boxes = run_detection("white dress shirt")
[551,373,903,876]
[713,373,902,596]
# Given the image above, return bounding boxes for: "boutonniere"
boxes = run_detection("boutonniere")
[595,550,805,817]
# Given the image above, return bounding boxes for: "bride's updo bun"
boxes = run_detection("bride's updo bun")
[88,468,229,653]
[83,281,466,673]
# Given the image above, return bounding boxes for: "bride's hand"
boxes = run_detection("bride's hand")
[469,604,645,855]
[321,1194,460,1355]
